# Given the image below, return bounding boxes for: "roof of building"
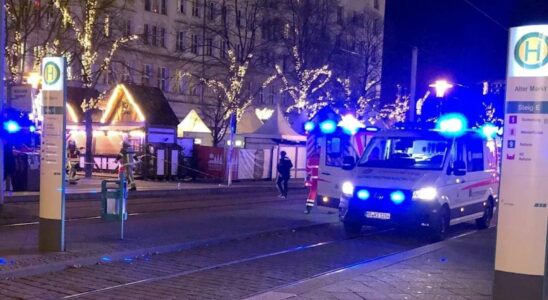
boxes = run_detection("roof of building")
[248,104,305,142]
[237,106,263,134]
[178,109,211,136]
[66,86,101,123]
[102,84,180,127]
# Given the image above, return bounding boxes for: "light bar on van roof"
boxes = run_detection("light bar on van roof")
[436,113,468,137]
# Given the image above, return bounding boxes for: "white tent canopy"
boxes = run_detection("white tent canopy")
[246,105,306,142]
[177,109,211,137]
[237,106,263,134]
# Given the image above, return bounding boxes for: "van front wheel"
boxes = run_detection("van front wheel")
[430,207,449,242]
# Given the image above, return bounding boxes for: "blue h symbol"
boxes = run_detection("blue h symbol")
[524,39,542,62]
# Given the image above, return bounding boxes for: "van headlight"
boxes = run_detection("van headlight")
[413,187,438,201]
[341,181,354,197]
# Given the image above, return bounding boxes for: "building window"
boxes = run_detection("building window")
[208,2,215,20]
[205,38,213,56]
[337,6,344,25]
[145,0,151,11]
[191,34,199,54]
[176,32,185,51]
[177,71,187,94]
[178,0,186,14]
[102,67,113,85]
[151,26,158,46]
[152,0,159,13]
[269,86,275,104]
[161,0,167,14]
[259,89,264,104]
[192,0,200,17]
[125,19,132,36]
[160,27,166,48]
[158,67,169,91]
[374,0,380,10]
[122,63,132,82]
[143,24,150,44]
[220,40,227,59]
[142,64,152,85]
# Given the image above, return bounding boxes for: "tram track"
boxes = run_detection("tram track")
[0,211,482,300]
[61,227,395,299]
[57,225,480,300]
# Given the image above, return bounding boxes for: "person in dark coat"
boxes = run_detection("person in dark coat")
[3,141,15,192]
[276,151,293,199]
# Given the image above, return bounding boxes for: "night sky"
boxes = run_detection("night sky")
[381,0,548,100]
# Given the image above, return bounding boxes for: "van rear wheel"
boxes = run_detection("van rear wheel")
[476,200,493,230]
[343,221,362,234]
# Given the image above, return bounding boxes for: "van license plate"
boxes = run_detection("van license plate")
[365,211,391,220]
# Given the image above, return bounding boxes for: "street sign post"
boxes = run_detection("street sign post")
[39,57,67,252]
[494,25,548,299]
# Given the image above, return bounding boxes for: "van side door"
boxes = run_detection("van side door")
[459,136,489,216]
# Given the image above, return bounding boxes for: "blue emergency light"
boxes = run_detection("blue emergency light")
[479,123,498,139]
[3,120,21,134]
[436,113,468,137]
[338,114,364,135]
[390,190,406,205]
[304,121,315,132]
[357,189,370,200]
[319,120,337,134]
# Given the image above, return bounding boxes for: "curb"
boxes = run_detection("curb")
[0,222,334,279]
[5,184,306,203]
[243,230,483,300]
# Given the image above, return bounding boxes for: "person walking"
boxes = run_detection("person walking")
[3,140,14,192]
[276,151,293,199]
[116,141,138,191]
[67,139,81,185]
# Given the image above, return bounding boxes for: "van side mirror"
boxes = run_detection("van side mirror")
[342,156,355,170]
[451,160,467,176]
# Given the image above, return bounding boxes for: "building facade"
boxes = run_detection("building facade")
[12,0,385,123]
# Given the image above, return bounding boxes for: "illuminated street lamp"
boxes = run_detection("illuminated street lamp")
[26,72,42,89]
[429,80,454,97]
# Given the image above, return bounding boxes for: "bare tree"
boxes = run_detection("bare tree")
[53,0,137,177]
[331,11,384,118]
[263,0,336,115]
[182,0,267,146]
[5,0,68,83]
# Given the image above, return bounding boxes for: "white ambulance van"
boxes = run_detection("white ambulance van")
[338,127,499,240]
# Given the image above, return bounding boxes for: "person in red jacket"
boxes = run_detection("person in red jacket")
[305,153,319,214]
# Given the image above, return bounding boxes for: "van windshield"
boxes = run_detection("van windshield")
[358,136,450,170]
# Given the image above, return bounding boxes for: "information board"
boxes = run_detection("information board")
[494,25,548,299]
[39,57,67,252]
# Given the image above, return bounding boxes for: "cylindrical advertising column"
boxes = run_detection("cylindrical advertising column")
[494,25,548,299]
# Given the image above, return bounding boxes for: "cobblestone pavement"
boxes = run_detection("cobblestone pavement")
[254,228,495,300]
[0,213,482,299]
[0,222,428,300]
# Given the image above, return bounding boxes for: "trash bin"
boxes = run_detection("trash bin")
[100,175,127,222]
[101,174,128,239]
[12,152,40,191]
